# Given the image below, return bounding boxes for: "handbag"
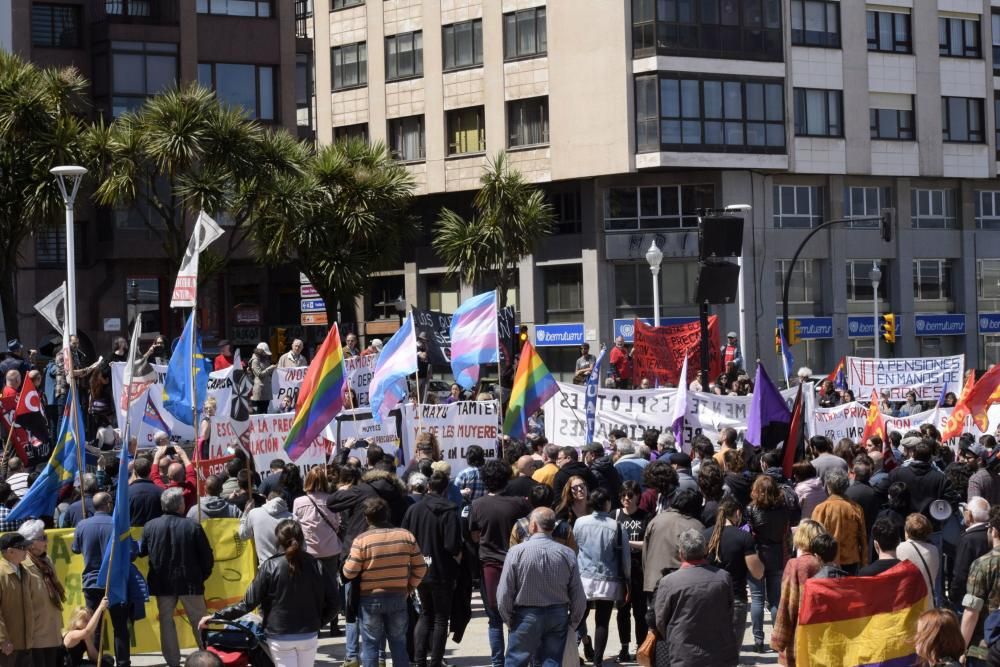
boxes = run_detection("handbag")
[636,630,657,667]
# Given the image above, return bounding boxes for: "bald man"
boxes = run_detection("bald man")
[151,443,198,514]
[505,455,540,499]
[2,369,20,399]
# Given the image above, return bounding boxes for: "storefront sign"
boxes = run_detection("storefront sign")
[776,316,833,340]
[847,315,900,339]
[979,313,1000,334]
[534,323,585,347]
[914,313,966,336]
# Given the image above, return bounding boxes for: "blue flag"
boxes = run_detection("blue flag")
[162,312,209,426]
[584,346,606,444]
[8,382,85,521]
[97,444,133,604]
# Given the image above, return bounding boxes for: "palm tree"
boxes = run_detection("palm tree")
[82,84,309,278]
[253,138,417,325]
[433,152,553,307]
[0,51,88,338]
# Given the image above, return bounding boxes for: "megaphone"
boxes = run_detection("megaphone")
[929,499,952,522]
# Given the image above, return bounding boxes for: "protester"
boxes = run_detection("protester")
[792,462,826,521]
[342,333,361,359]
[643,488,705,598]
[496,507,587,667]
[669,452,698,495]
[721,449,752,507]
[553,447,598,500]
[510,484,576,550]
[455,445,487,505]
[968,452,1000,506]
[770,520,827,665]
[898,391,923,417]
[714,428,738,467]
[573,343,596,384]
[811,470,868,574]
[240,491,295,563]
[888,441,958,519]
[898,513,941,608]
[196,396,215,461]
[706,498,763,654]
[140,487,214,667]
[60,473,98,528]
[858,516,903,576]
[187,475,242,520]
[4,459,28,499]
[129,454,164,526]
[62,598,110,667]
[960,505,1000,664]
[19,520,65,667]
[505,455,538,499]
[212,340,234,371]
[613,438,648,486]
[747,474,792,652]
[951,498,993,608]
[845,458,881,537]
[913,608,965,667]
[291,467,341,615]
[811,533,847,579]
[249,342,276,414]
[401,471,463,667]
[278,339,308,368]
[0,532,34,667]
[609,336,632,389]
[342,497,427,667]
[638,460,679,515]
[206,519,335,667]
[555,475,590,527]
[613,480,648,661]
[651,528,738,665]
[809,436,848,480]
[151,444,198,514]
[582,443,621,505]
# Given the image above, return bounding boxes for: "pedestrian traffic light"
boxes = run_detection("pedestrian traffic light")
[271,327,288,356]
[787,319,801,346]
[518,325,529,352]
[882,314,896,344]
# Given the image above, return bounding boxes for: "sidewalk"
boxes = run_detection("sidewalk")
[134,591,780,666]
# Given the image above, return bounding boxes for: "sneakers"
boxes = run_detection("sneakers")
[342,661,360,667]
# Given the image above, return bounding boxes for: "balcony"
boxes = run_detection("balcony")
[91,0,180,25]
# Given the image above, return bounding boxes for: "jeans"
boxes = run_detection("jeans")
[155,594,208,667]
[266,635,318,667]
[482,561,505,667]
[415,581,453,667]
[732,598,748,653]
[749,573,781,644]
[505,605,569,667]
[84,587,130,667]
[360,593,409,667]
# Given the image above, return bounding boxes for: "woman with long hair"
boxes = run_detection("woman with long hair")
[278,464,305,505]
[63,599,111,666]
[292,467,341,622]
[204,519,336,667]
[897,513,942,608]
[556,475,589,527]
[913,608,964,666]
[722,448,752,507]
[197,396,216,461]
[747,475,792,653]
[705,498,765,654]
[770,520,827,666]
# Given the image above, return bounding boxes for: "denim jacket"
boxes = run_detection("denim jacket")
[573,512,630,582]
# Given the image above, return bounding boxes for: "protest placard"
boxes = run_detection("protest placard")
[845,355,965,402]
[631,317,721,387]
[400,400,501,474]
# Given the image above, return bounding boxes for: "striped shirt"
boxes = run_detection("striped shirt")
[496,533,587,627]
[6,473,29,498]
[343,526,427,596]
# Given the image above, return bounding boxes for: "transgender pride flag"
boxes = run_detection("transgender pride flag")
[450,291,498,390]
[369,313,418,423]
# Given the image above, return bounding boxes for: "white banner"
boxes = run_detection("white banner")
[544,383,806,448]
[171,211,224,308]
[400,400,501,475]
[269,353,378,412]
[208,411,328,473]
[327,408,404,464]
[810,402,1000,443]
[846,355,965,402]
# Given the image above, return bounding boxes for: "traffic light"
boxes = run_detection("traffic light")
[518,325,529,352]
[880,208,894,243]
[787,319,801,346]
[271,327,288,356]
[882,314,896,344]
[774,328,781,354]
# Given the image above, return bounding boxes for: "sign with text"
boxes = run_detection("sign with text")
[613,317,699,343]
[776,317,834,340]
[534,323,585,347]
[400,400,500,474]
[412,308,453,365]
[845,355,965,402]
[269,352,378,412]
[915,313,966,336]
[811,402,1000,443]
[631,317,721,386]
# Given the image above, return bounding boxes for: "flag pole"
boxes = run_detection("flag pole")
[191,309,203,524]
[0,381,26,477]
[70,374,86,520]
[493,289,504,448]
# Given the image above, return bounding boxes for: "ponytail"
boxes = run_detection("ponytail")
[706,498,742,561]
[274,519,306,575]
[284,538,302,574]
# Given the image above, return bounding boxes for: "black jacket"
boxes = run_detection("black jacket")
[888,461,958,526]
[950,523,992,605]
[139,513,214,596]
[845,481,882,537]
[216,552,336,635]
[553,462,598,500]
[327,469,410,564]
[589,456,622,504]
[400,493,463,584]
[128,478,164,527]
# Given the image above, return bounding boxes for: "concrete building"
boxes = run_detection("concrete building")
[301,0,1000,380]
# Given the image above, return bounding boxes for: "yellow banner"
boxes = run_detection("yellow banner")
[48,518,256,655]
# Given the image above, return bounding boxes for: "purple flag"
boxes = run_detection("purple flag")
[745,364,791,448]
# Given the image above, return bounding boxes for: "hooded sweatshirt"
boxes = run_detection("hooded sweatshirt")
[187,495,243,521]
[327,469,410,566]
[238,496,294,563]
[400,492,463,584]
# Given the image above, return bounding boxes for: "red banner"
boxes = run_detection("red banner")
[193,454,236,479]
[631,317,721,387]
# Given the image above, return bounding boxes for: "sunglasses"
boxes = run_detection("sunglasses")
[621,493,636,500]
[570,484,587,491]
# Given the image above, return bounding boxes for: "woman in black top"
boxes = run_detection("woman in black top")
[746,475,792,653]
[614,481,649,662]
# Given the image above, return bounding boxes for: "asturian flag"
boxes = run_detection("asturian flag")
[162,311,209,426]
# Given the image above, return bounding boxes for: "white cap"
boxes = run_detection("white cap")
[372,339,384,351]
[256,342,272,356]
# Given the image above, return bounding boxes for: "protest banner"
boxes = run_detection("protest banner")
[412,308,453,365]
[543,383,802,448]
[400,400,501,474]
[193,453,236,479]
[810,402,1000,443]
[269,352,377,412]
[845,355,965,402]
[631,317,721,387]
[208,411,328,472]
[329,407,403,462]
[48,518,255,654]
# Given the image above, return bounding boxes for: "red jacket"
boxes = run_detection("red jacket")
[213,354,233,371]
[151,463,198,514]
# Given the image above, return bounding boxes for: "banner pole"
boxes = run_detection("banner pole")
[191,309,203,525]
[494,289,504,448]
[0,381,24,477]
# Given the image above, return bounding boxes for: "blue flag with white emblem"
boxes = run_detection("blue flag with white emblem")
[162,311,209,426]
[584,346,606,444]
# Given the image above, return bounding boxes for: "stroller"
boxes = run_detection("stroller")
[200,619,274,667]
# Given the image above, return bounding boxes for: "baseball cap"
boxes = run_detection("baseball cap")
[900,435,922,450]
[727,331,737,338]
[0,533,31,552]
[7,339,21,352]
[582,442,604,455]
[256,342,272,356]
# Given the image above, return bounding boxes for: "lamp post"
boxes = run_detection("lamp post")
[869,261,882,360]
[50,166,87,338]
[645,241,663,327]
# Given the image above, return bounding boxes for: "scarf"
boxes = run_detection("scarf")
[29,553,65,609]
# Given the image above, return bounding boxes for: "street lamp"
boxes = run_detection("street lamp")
[869,261,882,360]
[645,240,663,327]
[50,165,87,338]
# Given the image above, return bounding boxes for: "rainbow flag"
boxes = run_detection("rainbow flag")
[283,324,346,461]
[794,560,928,667]
[504,340,559,440]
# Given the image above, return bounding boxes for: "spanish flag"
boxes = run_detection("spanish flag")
[794,561,927,667]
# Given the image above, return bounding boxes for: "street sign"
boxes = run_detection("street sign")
[300,284,319,299]
[301,312,328,326]
[300,298,327,312]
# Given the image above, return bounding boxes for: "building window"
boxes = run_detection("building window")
[604,184,715,231]
[504,7,546,60]
[32,4,81,48]
[110,42,178,117]
[331,0,363,9]
[846,260,889,301]
[773,185,824,228]
[198,62,275,121]
[993,11,1000,75]
[630,0,783,61]
[294,0,312,38]
[296,53,312,128]
[125,277,162,337]
[843,186,890,228]
[790,0,840,48]
[388,115,425,161]
[334,123,368,143]
[775,259,821,308]
[615,261,699,318]
[939,16,980,58]
[443,20,483,71]
[507,97,549,148]
[636,75,785,154]
[870,108,914,140]
[332,42,366,90]
[386,31,423,81]
[976,191,1000,230]
[911,189,957,229]
[549,188,582,235]
[35,225,82,267]
[995,94,1000,161]
[794,88,843,138]
[544,265,584,323]
[867,11,911,53]
[942,96,984,143]
[425,274,459,313]
[977,259,1000,305]
[197,0,271,17]
[446,107,485,155]
[913,259,953,301]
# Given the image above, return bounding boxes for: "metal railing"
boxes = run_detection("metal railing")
[94,0,179,24]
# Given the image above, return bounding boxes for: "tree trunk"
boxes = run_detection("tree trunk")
[0,261,18,342]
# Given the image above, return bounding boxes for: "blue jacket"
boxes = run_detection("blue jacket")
[71,512,114,588]
[573,512,630,584]
[128,478,164,527]
[614,456,648,487]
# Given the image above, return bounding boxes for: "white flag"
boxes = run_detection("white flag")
[170,211,224,308]
[34,283,66,334]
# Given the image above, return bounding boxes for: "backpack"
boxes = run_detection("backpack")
[778,482,802,526]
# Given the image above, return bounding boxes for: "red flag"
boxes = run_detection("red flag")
[941,370,979,440]
[860,388,887,446]
[782,383,805,479]
[0,394,29,465]
[14,374,51,451]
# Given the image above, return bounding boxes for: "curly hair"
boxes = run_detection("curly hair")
[697,461,724,501]
[750,474,783,510]
[642,460,678,496]
[481,459,512,493]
